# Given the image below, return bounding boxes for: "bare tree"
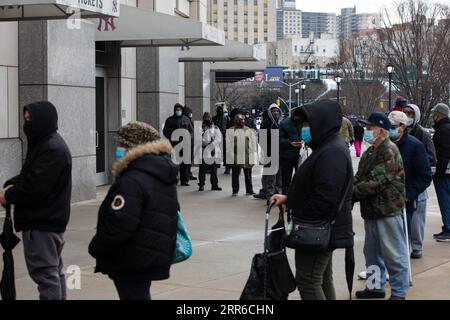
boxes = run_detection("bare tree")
[214,83,243,106]
[337,35,387,117]
[377,0,450,124]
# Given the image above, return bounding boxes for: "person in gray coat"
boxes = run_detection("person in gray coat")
[403,104,437,259]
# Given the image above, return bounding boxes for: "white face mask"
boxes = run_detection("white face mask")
[406,118,414,127]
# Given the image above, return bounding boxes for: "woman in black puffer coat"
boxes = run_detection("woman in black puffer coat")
[89,122,179,300]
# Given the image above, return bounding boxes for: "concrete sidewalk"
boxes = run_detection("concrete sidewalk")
[3,153,450,300]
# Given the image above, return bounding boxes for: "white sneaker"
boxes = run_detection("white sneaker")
[357,270,390,281]
[358,271,367,280]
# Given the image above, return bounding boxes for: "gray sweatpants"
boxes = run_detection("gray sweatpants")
[411,192,428,252]
[22,230,66,300]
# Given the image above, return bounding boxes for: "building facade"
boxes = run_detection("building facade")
[208,0,277,45]
[273,34,339,69]
[0,0,221,202]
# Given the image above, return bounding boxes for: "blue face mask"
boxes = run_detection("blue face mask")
[301,127,312,145]
[116,147,127,161]
[175,111,182,117]
[389,128,400,140]
[364,130,376,145]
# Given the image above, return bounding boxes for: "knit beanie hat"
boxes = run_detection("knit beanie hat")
[116,121,161,148]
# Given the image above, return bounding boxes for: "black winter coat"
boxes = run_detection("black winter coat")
[287,100,354,249]
[4,101,72,233]
[163,109,194,147]
[279,117,302,161]
[410,124,437,167]
[261,105,282,160]
[89,139,179,281]
[433,118,450,176]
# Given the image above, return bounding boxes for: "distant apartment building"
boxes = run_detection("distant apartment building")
[277,6,302,40]
[302,12,338,39]
[209,0,277,45]
[276,7,337,40]
[271,34,339,69]
[278,0,296,9]
[338,6,381,39]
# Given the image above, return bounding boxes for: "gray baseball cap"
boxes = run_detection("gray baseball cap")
[432,103,450,117]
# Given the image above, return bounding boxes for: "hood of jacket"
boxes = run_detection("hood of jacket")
[183,106,193,117]
[268,103,281,128]
[407,104,421,127]
[299,100,343,150]
[173,103,183,116]
[215,105,224,116]
[113,139,179,185]
[24,101,58,147]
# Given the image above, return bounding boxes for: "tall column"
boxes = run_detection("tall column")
[184,62,211,120]
[136,47,180,132]
[18,19,96,202]
[0,21,21,188]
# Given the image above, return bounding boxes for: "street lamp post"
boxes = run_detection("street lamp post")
[301,83,306,106]
[335,75,342,104]
[387,64,394,111]
[295,88,300,108]
[279,80,303,116]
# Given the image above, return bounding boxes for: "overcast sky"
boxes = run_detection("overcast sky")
[294,0,402,15]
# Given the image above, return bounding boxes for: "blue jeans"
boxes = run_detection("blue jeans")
[433,176,450,233]
[363,215,410,298]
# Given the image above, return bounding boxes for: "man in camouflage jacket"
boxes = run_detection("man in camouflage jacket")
[353,112,410,301]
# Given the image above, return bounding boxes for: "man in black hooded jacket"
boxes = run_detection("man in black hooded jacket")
[272,100,354,300]
[0,101,72,300]
[163,103,194,185]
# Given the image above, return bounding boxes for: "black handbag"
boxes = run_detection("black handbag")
[286,218,333,252]
[286,174,352,252]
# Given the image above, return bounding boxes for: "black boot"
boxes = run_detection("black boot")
[355,289,386,299]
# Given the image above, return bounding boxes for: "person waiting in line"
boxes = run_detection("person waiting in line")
[227,112,257,196]
[402,104,437,258]
[430,103,450,242]
[339,116,355,148]
[212,105,231,175]
[271,100,354,300]
[89,122,178,300]
[353,112,410,300]
[163,103,193,186]
[244,110,257,130]
[0,101,72,300]
[254,104,282,201]
[198,112,222,192]
[278,107,303,195]
[388,111,432,258]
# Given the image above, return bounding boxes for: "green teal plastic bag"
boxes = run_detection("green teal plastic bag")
[172,211,192,264]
